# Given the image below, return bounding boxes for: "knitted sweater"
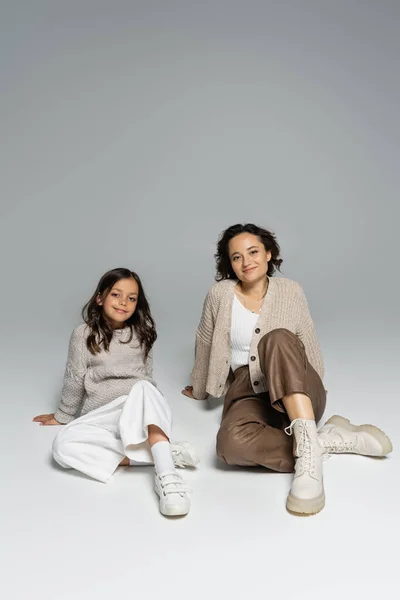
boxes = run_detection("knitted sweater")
[54,324,156,424]
[190,277,324,400]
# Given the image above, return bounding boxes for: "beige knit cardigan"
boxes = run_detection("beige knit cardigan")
[190,277,324,400]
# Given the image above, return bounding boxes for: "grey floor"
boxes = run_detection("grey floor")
[2,2,399,598]
[2,333,398,600]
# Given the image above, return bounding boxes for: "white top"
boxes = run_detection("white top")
[230,294,260,373]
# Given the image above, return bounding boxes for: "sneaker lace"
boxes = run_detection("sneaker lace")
[285,420,317,478]
[158,472,191,497]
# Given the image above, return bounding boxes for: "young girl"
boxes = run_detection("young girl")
[33,267,198,517]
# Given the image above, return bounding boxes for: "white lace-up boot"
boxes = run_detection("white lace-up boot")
[318,415,393,457]
[285,419,325,516]
[154,470,191,517]
[171,441,200,468]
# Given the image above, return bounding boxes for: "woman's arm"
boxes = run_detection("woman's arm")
[54,327,88,424]
[189,290,215,399]
[295,285,325,380]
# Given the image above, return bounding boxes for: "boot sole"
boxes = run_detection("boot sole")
[325,415,393,456]
[286,492,325,516]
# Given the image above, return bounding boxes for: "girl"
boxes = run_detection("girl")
[34,267,198,517]
[183,223,392,516]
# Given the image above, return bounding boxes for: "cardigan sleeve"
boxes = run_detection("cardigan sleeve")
[295,285,325,380]
[190,289,215,399]
[55,326,88,424]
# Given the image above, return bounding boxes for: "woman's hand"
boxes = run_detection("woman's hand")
[33,413,61,426]
[181,385,195,399]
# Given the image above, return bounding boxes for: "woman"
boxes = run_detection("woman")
[182,223,392,516]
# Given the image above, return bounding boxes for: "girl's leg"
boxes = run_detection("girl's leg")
[52,396,128,483]
[119,381,191,516]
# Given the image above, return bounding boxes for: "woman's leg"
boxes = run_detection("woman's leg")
[257,328,326,422]
[258,329,327,515]
[216,366,294,473]
[217,397,294,472]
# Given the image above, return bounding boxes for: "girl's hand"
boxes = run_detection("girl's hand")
[33,413,61,426]
[181,385,195,399]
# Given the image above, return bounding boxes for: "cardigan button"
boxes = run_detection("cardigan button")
[254,381,259,386]
[250,355,256,361]
[255,328,260,334]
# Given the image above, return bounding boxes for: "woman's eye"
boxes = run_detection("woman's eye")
[251,250,258,255]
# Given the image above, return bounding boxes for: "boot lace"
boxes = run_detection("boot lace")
[322,439,355,453]
[285,420,318,478]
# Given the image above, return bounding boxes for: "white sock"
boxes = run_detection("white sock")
[128,459,154,466]
[151,441,176,474]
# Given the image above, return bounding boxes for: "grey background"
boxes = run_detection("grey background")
[1,2,399,599]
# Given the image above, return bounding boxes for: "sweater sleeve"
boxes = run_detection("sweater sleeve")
[295,285,325,380]
[54,327,88,424]
[143,350,154,379]
[142,349,158,388]
[190,289,215,400]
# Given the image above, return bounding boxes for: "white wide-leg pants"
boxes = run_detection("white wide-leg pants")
[52,380,172,483]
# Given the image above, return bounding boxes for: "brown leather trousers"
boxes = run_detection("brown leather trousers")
[216,329,326,473]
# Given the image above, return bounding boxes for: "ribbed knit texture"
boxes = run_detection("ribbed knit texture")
[190,277,324,400]
[230,295,259,373]
[54,324,156,424]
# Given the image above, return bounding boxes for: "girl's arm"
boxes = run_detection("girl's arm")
[189,290,215,399]
[144,350,153,379]
[295,285,324,380]
[54,326,88,424]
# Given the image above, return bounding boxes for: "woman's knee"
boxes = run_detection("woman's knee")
[260,328,298,348]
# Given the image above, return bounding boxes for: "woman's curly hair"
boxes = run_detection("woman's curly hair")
[214,223,283,280]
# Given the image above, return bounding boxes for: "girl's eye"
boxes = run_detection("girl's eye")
[111,293,119,297]
[232,256,239,261]
[129,298,136,303]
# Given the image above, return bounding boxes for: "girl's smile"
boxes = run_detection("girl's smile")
[98,278,139,328]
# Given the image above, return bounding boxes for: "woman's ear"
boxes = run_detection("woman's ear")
[266,250,272,262]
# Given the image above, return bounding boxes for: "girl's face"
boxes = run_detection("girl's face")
[228,233,271,284]
[98,277,139,328]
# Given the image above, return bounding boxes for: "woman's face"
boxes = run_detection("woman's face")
[228,233,271,284]
[98,277,139,328]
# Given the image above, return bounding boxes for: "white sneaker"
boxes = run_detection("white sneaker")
[154,470,191,517]
[318,415,393,456]
[171,441,199,468]
[285,419,325,516]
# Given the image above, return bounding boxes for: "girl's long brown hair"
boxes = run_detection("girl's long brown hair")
[82,268,157,358]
